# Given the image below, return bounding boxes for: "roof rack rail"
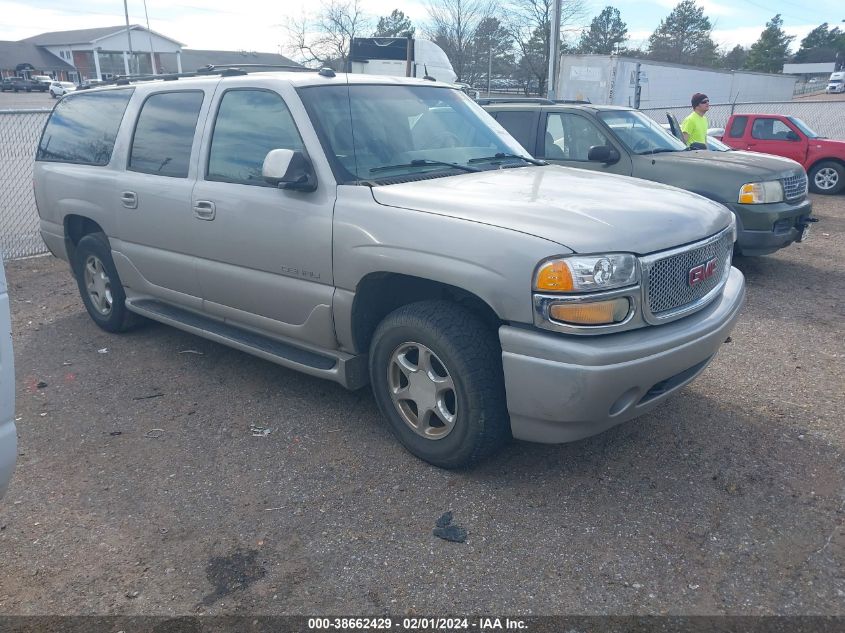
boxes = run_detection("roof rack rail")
[474,97,554,105]
[75,64,324,89]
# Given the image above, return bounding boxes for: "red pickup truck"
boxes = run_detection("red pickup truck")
[721,114,844,195]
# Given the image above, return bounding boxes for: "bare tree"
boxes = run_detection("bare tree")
[425,0,496,83]
[284,0,371,70]
[505,0,587,94]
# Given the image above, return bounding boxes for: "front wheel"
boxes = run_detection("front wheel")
[808,161,844,195]
[369,301,510,469]
[73,233,141,333]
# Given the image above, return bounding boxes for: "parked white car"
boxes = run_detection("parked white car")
[49,81,77,99]
[0,254,16,499]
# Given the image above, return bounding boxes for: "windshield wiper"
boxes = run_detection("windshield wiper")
[369,159,480,174]
[638,148,678,155]
[468,153,547,166]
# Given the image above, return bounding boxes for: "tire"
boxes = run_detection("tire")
[808,161,844,195]
[73,233,141,333]
[369,300,510,469]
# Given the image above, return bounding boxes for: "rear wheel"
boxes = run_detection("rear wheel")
[808,161,844,195]
[369,301,510,469]
[73,233,141,333]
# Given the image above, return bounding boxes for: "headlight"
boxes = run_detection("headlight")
[739,181,783,204]
[534,253,639,293]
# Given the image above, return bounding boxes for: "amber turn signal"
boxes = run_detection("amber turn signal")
[535,260,574,291]
[549,298,629,325]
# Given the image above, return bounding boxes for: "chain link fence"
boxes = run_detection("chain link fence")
[641,101,845,138]
[1,101,843,261]
[0,109,49,260]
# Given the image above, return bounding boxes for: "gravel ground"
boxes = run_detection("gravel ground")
[0,194,843,617]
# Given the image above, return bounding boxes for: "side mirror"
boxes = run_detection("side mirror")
[262,149,317,192]
[786,131,800,141]
[587,145,620,164]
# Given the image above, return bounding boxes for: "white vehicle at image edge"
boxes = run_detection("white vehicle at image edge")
[33,71,746,468]
[0,254,16,498]
[49,81,76,98]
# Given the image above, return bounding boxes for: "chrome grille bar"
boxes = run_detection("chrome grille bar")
[641,226,734,324]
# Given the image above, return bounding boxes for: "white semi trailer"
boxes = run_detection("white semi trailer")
[557,54,797,107]
[349,37,457,84]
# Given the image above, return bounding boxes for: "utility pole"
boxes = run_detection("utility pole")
[123,0,135,75]
[143,0,156,74]
[546,0,562,100]
[487,39,492,96]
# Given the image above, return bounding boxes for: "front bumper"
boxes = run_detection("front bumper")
[728,198,813,256]
[500,267,745,444]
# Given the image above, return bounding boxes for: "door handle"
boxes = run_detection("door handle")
[121,191,138,209]
[193,200,216,221]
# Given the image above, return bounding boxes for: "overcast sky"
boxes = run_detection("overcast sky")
[2,0,843,57]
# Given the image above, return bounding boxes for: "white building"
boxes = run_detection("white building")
[23,25,184,81]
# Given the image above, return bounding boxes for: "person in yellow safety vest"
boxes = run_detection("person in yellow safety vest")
[681,93,710,149]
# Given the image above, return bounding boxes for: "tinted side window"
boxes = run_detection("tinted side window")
[728,116,747,138]
[129,91,204,178]
[37,89,133,165]
[493,111,537,153]
[545,113,609,161]
[751,118,793,141]
[207,89,304,186]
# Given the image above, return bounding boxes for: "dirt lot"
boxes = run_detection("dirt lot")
[0,194,843,618]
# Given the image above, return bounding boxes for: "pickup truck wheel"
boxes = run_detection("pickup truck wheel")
[73,233,140,333]
[369,301,510,469]
[809,161,844,194]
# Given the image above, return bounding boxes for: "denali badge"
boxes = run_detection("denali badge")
[688,258,718,286]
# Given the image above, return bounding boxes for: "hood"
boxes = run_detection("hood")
[653,148,804,179]
[370,166,730,255]
[812,138,845,151]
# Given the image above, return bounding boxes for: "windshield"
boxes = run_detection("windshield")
[298,84,532,183]
[787,116,821,139]
[598,110,687,154]
[707,136,733,151]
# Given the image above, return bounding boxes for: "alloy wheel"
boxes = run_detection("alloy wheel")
[814,167,839,191]
[83,254,113,316]
[387,342,458,440]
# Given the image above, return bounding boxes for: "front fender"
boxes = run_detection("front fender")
[332,186,567,325]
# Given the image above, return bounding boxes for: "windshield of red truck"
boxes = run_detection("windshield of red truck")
[788,117,821,139]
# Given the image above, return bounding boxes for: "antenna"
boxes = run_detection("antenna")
[423,64,435,81]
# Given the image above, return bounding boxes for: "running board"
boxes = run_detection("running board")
[126,299,368,390]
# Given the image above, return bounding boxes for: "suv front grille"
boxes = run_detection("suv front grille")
[643,227,734,320]
[782,173,807,200]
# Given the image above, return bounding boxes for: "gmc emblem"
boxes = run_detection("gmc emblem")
[688,258,718,286]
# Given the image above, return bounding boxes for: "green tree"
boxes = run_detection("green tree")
[465,17,516,88]
[515,26,549,94]
[745,14,794,73]
[578,6,628,54]
[647,0,718,66]
[794,23,845,63]
[373,9,415,37]
[719,44,748,70]
[426,0,495,83]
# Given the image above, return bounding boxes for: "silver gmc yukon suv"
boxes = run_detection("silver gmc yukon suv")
[33,70,745,468]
